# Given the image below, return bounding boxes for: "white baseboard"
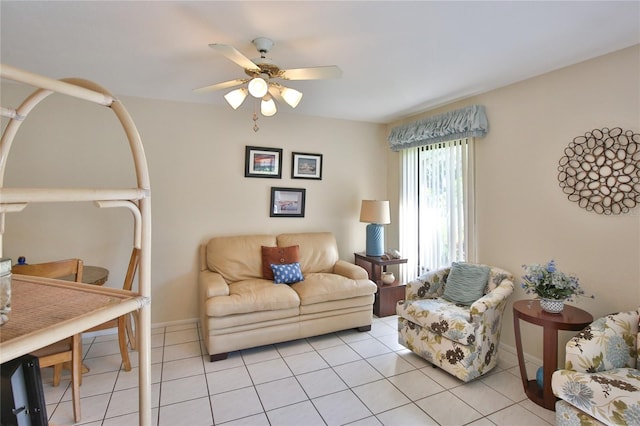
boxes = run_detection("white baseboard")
[87,318,540,367]
[152,317,199,329]
[499,341,543,366]
[83,318,199,339]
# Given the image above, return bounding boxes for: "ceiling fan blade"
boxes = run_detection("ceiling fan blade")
[268,85,285,103]
[209,43,260,72]
[193,78,247,93]
[279,66,342,80]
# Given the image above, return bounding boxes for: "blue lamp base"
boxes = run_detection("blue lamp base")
[365,223,385,257]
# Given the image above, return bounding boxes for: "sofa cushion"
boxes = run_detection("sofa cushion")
[262,245,300,280]
[207,235,276,283]
[206,308,300,331]
[552,368,640,425]
[205,278,300,317]
[396,297,477,345]
[566,310,639,372]
[442,262,490,305]
[272,262,304,284]
[299,295,375,315]
[291,273,376,305]
[277,232,339,274]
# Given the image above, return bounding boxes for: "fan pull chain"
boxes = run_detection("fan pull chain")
[252,98,259,132]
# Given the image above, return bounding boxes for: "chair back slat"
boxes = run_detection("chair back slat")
[12,258,84,282]
[122,248,140,292]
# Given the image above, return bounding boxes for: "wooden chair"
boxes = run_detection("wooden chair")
[85,247,140,371]
[12,258,84,422]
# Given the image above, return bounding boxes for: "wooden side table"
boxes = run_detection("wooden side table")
[513,299,593,410]
[354,252,408,317]
[60,265,109,286]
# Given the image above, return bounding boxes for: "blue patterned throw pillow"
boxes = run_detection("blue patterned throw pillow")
[271,262,304,284]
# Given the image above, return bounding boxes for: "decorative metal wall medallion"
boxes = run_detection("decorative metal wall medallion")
[558,127,640,214]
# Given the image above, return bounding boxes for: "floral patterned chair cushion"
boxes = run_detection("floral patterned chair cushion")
[397,298,477,345]
[551,308,640,426]
[397,264,514,382]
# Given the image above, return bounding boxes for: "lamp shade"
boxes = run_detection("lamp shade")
[359,200,390,224]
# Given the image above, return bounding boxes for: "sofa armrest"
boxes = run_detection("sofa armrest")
[199,270,229,298]
[405,268,449,301]
[469,278,514,318]
[333,260,369,280]
[564,309,639,373]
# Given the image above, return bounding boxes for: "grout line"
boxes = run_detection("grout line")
[43,319,557,425]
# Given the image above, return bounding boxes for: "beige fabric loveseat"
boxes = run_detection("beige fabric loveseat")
[199,232,378,361]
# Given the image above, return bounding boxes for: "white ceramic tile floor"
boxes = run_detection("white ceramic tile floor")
[40,315,555,425]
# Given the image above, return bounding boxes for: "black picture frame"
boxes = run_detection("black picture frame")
[291,152,323,180]
[270,187,306,218]
[245,146,282,178]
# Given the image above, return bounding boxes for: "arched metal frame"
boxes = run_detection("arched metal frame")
[0,64,152,425]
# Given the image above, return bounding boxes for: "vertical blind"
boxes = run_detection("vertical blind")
[400,138,476,281]
[399,148,419,282]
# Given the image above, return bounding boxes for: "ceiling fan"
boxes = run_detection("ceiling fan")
[194,37,342,130]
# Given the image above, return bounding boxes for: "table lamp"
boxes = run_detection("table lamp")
[360,200,391,257]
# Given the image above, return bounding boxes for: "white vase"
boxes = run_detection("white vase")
[380,272,395,285]
[540,298,564,314]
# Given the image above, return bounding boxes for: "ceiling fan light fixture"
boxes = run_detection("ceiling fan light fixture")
[280,87,303,108]
[224,87,248,109]
[261,95,277,117]
[197,38,342,130]
[248,76,268,98]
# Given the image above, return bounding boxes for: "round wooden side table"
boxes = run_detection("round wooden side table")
[60,265,109,286]
[513,299,593,410]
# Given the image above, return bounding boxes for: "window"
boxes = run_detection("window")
[399,138,476,281]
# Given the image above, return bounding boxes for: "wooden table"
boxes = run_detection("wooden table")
[354,252,408,317]
[513,299,593,410]
[60,265,109,286]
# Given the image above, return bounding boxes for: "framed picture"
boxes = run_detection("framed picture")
[292,152,323,180]
[270,187,306,218]
[245,146,282,178]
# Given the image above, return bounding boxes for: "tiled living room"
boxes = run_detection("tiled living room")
[43,316,555,426]
[1,2,639,426]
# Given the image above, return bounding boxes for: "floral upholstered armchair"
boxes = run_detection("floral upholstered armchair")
[552,308,640,426]
[397,263,514,382]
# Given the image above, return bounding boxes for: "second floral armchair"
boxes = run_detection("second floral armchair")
[551,308,640,426]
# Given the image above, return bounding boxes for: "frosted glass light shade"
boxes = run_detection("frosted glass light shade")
[280,87,303,108]
[224,88,248,109]
[248,77,268,98]
[261,96,277,117]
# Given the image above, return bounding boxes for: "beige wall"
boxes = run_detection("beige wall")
[0,87,387,324]
[387,45,640,361]
[2,45,638,361]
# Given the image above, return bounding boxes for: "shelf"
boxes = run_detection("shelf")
[0,187,149,204]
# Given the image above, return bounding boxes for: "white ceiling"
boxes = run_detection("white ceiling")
[1,1,639,124]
